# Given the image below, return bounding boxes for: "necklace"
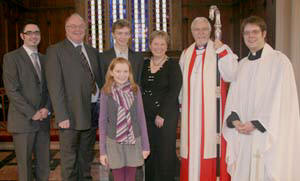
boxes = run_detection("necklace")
[149,56,168,74]
[150,55,167,67]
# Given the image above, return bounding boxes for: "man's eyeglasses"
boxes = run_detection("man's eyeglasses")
[66,25,86,30]
[243,30,261,36]
[23,31,41,36]
[192,27,210,33]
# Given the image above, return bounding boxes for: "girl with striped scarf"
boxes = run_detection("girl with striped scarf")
[99,57,150,181]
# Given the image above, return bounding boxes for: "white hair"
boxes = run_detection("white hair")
[65,13,85,26]
[191,17,211,31]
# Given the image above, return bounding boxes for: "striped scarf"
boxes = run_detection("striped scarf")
[111,81,136,144]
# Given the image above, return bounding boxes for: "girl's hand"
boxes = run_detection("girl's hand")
[100,155,108,167]
[155,115,164,128]
[142,151,150,159]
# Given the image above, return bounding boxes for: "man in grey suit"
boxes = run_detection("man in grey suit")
[99,19,144,181]
[45,13,102,181]
[3,20,51,181]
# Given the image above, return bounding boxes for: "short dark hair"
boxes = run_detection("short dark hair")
[20,19,39,33]
[241,16,267,33]
[112,19,131,33]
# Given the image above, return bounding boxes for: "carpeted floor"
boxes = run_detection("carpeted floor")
[0,146,109,181]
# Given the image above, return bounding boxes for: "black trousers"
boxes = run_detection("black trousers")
[145,116,178,181]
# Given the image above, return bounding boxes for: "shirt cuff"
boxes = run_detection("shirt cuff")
[250,120,266,133]
[226,111,240,128]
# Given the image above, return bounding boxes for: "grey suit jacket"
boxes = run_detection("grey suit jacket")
[45,39,102,130]
[3,47,51,133]
[99,48,144,85]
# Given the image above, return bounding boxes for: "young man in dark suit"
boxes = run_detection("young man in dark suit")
[99,19,144,181]
[45,13,102,180]
[100,19,144,85]
[3,20,51,181]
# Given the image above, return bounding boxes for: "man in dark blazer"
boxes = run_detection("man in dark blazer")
[99,19,144,181]
[99,19,144,85]
[3,20,51,181]
[45,13,102,181]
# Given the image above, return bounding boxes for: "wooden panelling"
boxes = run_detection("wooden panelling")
[181,0,276,58]
[23,8,75,54]
[0,1,23,87]
[182,0,235,51]
[170,0,183,51]
[0,0,75,58]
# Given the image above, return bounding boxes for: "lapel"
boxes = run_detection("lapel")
[63,39,81,61]
[18,47,40,83]
[84,44,98,75]
[128,49,136,68]
[108,48,117,60]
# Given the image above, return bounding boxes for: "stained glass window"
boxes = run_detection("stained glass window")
[153,0,170,32]
[87,0,170,52]
[109,0,127,46]
[87,0,105,52]
[131,0,148,51]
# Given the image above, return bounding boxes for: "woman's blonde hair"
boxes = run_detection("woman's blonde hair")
[102,57,138,94]
[149,30,169,45]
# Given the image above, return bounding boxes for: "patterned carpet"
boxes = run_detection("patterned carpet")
[0,120,180,181]
[0,147,109,181]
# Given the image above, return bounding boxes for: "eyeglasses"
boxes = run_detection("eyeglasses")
[66,25,86,30]
[23,31,41,36]
[114,31,131,36]
[243,30,261,36]
[192,27,210,33]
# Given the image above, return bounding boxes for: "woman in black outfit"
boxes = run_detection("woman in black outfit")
[142,31,182,181]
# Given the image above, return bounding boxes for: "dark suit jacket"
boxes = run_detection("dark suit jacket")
[99,48,144,85]
[45,39,102,130]
[3,47,51,133]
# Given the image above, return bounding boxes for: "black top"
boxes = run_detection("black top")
[141,58,182,122]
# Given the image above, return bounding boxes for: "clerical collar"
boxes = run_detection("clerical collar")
[248,48,263,61]
[195,43,207,50]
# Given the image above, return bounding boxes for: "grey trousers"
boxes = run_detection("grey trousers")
[13,130,50,181]
[59,128,96,181]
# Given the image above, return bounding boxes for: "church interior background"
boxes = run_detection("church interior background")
[0,0,299,180]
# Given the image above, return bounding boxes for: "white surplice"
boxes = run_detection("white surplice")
[223,43,300,181]
[179,40,238,180]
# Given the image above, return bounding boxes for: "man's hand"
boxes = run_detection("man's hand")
[39,108,49,120]
[214,39,224,50]
[233,120,242,128]
[237,121,255,134]
[142,151,150,159]
[32,111,42,121]
[58,119,70,128]
[155,115,164,128]
[233,120,244,133]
